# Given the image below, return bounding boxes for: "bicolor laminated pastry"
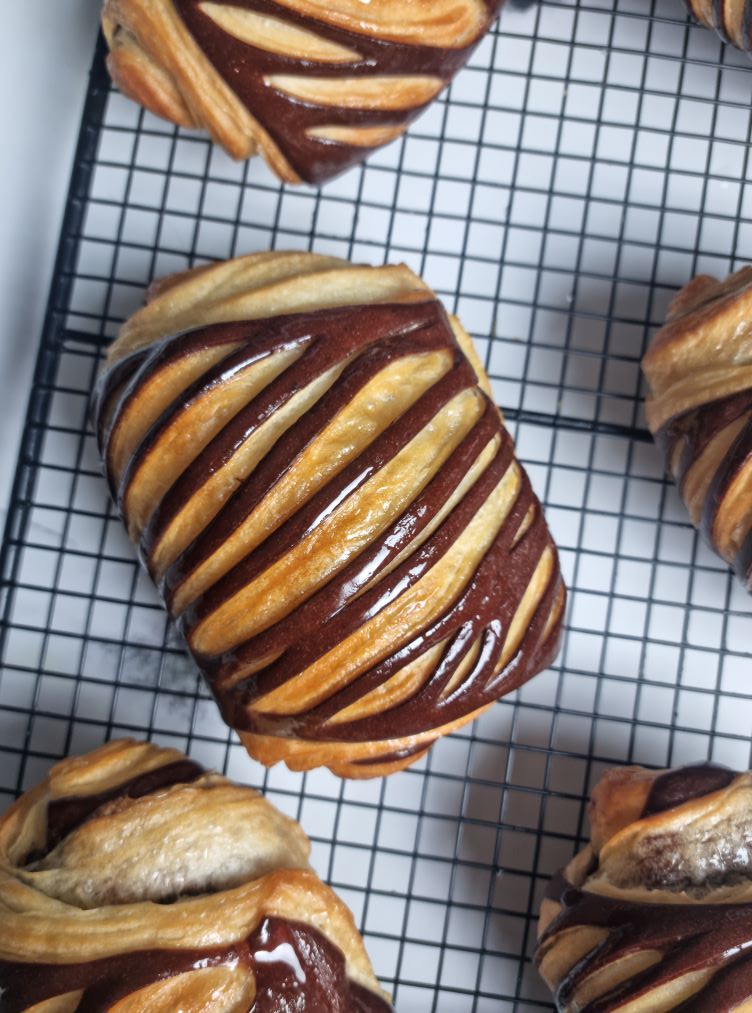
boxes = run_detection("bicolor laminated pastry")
[642,267,752,591]
[683,1,752,53]
[536,760,752,1011]
[101,0,504,185]
[92,251,565,778]
[0,738,392,1011]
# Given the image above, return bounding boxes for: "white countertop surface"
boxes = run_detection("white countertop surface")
[0,2,100,522]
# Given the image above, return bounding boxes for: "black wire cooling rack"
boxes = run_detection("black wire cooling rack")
[2,2,752,1009]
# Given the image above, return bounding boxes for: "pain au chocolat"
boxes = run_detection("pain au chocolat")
[683,1,752,53]
[101,0,504,185]
[641,267,752,591]
[92,251,565,779]
[536,761,752,1012]
[0,738,392,1011]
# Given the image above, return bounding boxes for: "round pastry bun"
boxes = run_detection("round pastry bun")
[101,0,503,184]
[536,761,752,1012]
[94,251,565,778]
[0,738,392,1010]
[642,266,752,591]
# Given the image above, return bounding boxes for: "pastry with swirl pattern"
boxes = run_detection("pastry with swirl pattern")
[536,760,752,1012]
[92,251,565,779]
[0,737,393,1011]
[683,1,752,53]
[101,0,504,184]
[642,267,752,591]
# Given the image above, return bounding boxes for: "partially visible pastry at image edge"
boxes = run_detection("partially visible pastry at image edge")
[101,0,504,184]
[536,760,752,1011]
[0,738,393,1011]
[684,1,752,53]
[92,251,565,779]
[642,266,752,591]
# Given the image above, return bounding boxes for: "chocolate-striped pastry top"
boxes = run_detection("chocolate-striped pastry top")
[684,1,752,53]
[536,761,752,1012]
[0,738,393,1012]
[102,0,504,184]
[93,252,565,778]
[642,266,752,591]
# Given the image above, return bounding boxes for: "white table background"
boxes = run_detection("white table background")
[0,2,100,521]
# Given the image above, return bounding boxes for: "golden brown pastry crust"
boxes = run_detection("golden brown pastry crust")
[0,739,392,1011]
[101,0,504,184]
[642,266,752,591]
[683,1,751,52]
[92,252,565,779]
[536,761,752,1012]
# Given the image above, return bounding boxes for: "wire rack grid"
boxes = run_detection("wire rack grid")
[2,1,752,1009]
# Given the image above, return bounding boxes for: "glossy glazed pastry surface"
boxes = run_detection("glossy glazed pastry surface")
[536,761,752,1012]
[93,252,565,778]
[101,0,504,183]
[642,266,752,591]
[0,738,392,1011]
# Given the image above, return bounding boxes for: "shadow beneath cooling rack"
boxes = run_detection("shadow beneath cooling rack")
[442,704,610,1001]
[516,272,655,432]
